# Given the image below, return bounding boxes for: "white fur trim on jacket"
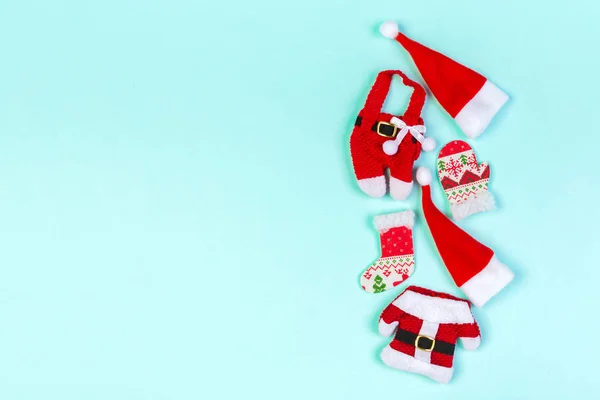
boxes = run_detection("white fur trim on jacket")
[378,320,399,337]
[455,80,509,139]
[373,211,415,232]
[460,336,481,350]
[460,255,514,307]
[380,346,453,384]
[450,191,496,221]
[391,290,474,324]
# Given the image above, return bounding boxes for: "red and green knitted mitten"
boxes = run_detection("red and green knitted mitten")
[437,140,495,220]
[360,211,415,293]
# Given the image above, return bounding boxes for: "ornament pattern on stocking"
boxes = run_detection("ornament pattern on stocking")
[360,211,415,294]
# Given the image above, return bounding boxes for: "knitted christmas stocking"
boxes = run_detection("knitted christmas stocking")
[437,140,495,220]
[360,211,415,293]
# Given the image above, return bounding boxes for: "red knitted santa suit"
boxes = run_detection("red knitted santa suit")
[379,286,481,383]
[350,70,429,200]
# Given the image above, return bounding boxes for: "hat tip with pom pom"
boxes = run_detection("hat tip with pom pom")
[416,167,432,186]
[379,21,399,39]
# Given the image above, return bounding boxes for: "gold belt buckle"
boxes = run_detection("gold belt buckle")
[376,121,399,138]
[415,335,435,352]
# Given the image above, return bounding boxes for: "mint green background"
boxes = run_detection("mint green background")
[0,1,596,398]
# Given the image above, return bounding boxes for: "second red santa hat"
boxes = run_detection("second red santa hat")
[416,167,513,307]
[380,21,509,139]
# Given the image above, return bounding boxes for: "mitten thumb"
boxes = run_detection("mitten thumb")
[478,161,490,177]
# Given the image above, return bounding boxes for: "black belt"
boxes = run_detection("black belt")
[394,329,455,356]
[355,116,418,143]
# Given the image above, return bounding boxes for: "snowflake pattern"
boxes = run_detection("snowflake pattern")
[445,157,464,179]
[467,153,479,170]
[437,141,494,219]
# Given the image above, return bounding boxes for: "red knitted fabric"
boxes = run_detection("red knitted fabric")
[382,309,480,368]
[379,285,481,380]
[350,70,426,185]
[421,185,493,286]
[395,34,486,118]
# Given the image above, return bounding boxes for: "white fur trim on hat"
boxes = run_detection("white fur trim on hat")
[460,255,514,307]
[391,289,474,324]
[373,211,415,232]
[380,346,453,384]
[455,80,509,139]
[379,21,399,39]
[450,191,496,221]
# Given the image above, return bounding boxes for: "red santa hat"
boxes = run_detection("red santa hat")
[415,167,514,307]
[380,21,509,139]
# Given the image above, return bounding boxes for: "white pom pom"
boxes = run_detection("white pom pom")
[382,140,399,155]
[421,137,436,152]
[379,21,399,39]
[416,167,432,186]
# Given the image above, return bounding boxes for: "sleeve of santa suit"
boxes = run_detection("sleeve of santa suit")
[378,301,406,337]
[457,309,481,350]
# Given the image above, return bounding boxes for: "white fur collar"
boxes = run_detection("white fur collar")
[392,290,474,324]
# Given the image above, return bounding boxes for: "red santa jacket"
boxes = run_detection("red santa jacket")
[379,286,480,382]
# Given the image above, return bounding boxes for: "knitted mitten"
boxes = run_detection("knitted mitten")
[437,140,495,220]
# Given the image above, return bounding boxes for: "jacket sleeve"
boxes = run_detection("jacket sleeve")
[457,307,481,350]
[378,301,406,337]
